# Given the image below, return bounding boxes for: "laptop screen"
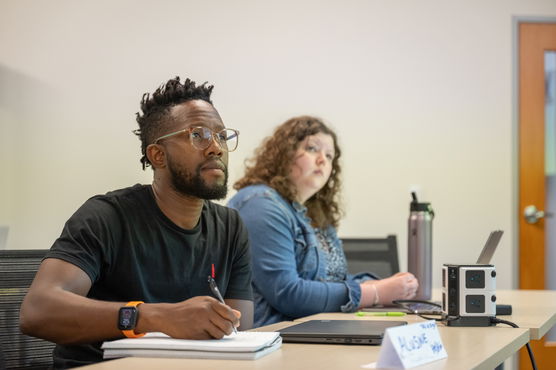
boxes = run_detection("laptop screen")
[476,230,503,265]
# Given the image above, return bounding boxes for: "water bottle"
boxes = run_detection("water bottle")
[407,191,434,300]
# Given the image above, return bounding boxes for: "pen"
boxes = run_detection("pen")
[208,272,238,334]
[356,311,407,317]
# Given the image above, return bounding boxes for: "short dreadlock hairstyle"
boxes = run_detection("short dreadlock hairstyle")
[134,76,214,169]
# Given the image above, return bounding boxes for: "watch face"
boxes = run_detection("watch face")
[118,307,138,330]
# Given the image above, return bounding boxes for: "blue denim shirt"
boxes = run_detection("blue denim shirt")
[228,184,376,327]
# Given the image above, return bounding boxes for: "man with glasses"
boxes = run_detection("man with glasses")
[20,77,253,369]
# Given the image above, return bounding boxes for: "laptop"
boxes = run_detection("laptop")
[476,230,503,264]
[278,319,407,345]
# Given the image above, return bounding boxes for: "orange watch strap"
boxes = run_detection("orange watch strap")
[122,301,145,338]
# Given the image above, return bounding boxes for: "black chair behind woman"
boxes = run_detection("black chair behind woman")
[342,235,399,279]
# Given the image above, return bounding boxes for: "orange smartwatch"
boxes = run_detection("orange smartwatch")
[118,301,145,338]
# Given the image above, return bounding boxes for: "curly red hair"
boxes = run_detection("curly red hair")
[234,116,343,228]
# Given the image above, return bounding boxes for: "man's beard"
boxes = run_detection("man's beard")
[167,157,228,200]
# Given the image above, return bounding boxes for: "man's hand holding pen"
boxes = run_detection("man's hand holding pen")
[208,275,238,335]
[132,264,240,340]
[137,296,240,340]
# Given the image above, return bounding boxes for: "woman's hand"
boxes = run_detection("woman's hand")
[361,272,419,306]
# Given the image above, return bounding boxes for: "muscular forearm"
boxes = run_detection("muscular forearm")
[20,290,239,344]
[20,259,242,344]
[20,287,129,344]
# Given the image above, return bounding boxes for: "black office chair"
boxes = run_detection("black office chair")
[0,249,55,370]
[341,235,400,278]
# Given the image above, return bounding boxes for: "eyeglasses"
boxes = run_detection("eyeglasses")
[154,126,239,152]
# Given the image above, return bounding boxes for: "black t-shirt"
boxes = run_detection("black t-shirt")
[46,184,252,368]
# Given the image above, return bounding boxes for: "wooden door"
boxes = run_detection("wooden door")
[518,22,556,369]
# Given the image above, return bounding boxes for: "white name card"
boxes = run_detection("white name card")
[376,320,447,369]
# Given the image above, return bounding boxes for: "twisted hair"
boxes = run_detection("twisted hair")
[135,76,214,169]
[234,116,343,228]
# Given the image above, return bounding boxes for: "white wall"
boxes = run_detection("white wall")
[1,0,556,292]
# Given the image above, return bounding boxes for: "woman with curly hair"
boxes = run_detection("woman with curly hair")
[228,116,418,327]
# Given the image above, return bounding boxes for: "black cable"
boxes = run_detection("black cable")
[490,317,537,370]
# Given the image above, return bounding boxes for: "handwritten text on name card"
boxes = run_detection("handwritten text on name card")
[374,320,447,369]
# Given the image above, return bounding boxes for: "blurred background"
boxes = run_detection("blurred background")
[1,0,556,296]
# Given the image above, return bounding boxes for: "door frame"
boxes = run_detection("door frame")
[512,16,556,290]
[513,17,556,369]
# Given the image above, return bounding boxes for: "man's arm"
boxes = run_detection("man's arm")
[20,258,122,344]
[20,258,240,344]
[225,299,253,330]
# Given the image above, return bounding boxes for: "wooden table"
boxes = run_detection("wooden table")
[77,321,529,370]
[299,289,556,340]
[76,289,556,370]
[495,289,556,340]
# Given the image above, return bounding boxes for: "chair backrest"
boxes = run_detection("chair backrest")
[0,249,55,370]
[341,235,400,279]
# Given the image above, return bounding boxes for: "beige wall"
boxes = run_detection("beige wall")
[1,0,556,292]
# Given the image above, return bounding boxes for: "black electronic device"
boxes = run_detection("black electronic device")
[442,264,497,326]
[389,299,443,315]
[496,304,512,316]
[278,320,407,345]
[118,306,139,331]
[441,230,503,327]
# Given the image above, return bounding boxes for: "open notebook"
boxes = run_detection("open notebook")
[102,331,282,360]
